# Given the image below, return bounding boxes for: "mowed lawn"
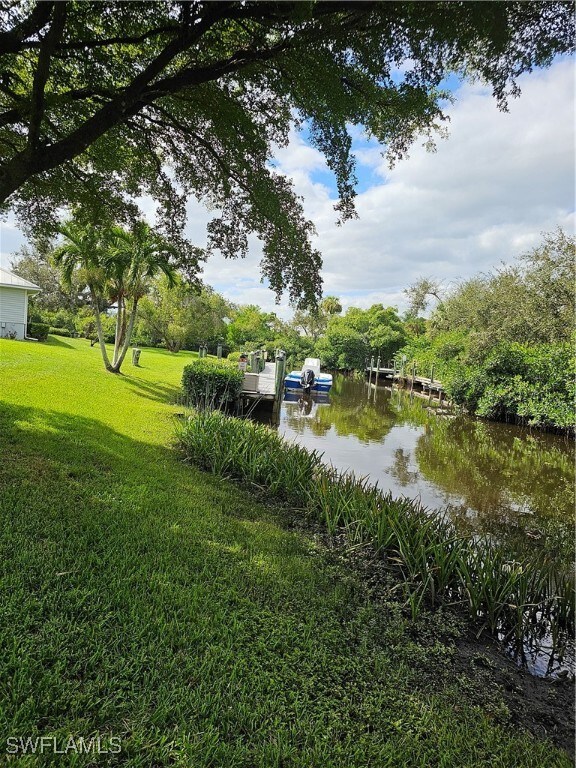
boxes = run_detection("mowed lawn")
[0,337,569,767]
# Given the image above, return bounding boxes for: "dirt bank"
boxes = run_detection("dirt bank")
[302,522,575,758]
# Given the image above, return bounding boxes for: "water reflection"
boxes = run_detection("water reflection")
[275,375,575,675]
[278,375,574,560]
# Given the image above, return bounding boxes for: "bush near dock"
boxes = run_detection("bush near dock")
[182,358,244,410]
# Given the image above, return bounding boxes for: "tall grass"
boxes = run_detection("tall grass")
[177,411,575,656]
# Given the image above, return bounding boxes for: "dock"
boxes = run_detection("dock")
[241,361,278,401]
[238,351,287,423]
[366,358,446,402]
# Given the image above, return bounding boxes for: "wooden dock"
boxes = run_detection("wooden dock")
[241,361,278,401]
[366,359,446,402]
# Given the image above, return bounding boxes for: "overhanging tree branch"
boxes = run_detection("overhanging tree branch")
[0,1,55,56]
[27,2,67,149]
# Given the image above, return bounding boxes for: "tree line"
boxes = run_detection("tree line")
[13,225,574,429]
[401,229,575,431]
[12,212,412,372]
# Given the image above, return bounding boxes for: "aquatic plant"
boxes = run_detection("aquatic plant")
[177,411,575,656]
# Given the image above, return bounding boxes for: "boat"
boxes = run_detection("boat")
[284,358,333,394]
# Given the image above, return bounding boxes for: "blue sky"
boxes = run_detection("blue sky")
[1,57,574,320]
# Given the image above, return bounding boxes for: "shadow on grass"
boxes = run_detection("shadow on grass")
[45,336,77,348]
[120,373,182,404]
[0,399,319,599]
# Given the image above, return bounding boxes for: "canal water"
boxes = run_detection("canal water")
[275,374,575,675]
[278,375,574,544]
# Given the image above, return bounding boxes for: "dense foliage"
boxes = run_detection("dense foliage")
[400,231,575,431]
[27,321,49,341]
[448,343,575,430]
[315,305,406,369]
[181,357,244,410]
[48,326,72,337]
[136,279,233,352]
[1,2,573,307]
[315,324,369,370]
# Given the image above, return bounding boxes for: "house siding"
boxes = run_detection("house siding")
[0,287,27,339]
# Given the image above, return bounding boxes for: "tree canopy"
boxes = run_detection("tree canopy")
[314,303,406,368]
[1,1,573,306]
[12,241,86,312]
[430,229,575,349]
[397,230,575,430]
[292,295,343,341]
[137,279,233,352]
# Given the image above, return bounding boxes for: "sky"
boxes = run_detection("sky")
[1,56,574,320]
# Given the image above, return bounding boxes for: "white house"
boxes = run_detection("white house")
[0,268,41,340]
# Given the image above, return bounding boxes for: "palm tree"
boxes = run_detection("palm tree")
[53,217,178,373]
[104,221,178,372]
[52,220,114,370]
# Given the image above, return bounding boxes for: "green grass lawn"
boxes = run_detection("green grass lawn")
[0,337,570,767]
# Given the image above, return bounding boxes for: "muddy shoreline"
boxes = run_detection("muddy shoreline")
[283,513,575,758]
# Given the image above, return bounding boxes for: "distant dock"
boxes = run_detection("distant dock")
[241,360,278,402]
[366,358,446,402]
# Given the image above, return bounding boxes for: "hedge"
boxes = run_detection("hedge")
[49,327,72,337]
[27,322,49,341]
[182,358,244,410]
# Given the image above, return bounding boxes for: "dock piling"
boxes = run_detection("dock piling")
[272,350,286,424]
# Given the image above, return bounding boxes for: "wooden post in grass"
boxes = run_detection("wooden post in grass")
[410,361,415,395]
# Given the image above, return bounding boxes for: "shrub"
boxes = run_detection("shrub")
[51,310,77,332]
[315,327,369,370]
[399,335,575,431]
[49,327,72,337]
[27,322,49,341]
[182,358,244,410]
[447,342,575,430]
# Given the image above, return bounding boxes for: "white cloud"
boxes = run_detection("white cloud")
[296,59,575,313]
